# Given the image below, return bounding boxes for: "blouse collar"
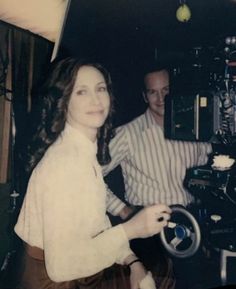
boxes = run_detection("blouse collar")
[62,122,98,158]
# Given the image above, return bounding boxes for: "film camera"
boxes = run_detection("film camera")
[160,37,236,285]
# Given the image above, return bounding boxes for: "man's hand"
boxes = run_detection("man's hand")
[118,205,135,220]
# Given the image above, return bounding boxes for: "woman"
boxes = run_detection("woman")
[14,57,172,289]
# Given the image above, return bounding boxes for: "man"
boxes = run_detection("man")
[104,63,212,219]
[104,63,213,289]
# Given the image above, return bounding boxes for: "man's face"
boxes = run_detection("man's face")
[143,70,169,120]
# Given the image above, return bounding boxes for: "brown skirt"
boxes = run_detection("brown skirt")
[18,244,175,289]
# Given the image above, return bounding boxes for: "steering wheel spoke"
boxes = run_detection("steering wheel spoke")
[170,236,183,248]
[190,231,196,241]
[167,221,177,229]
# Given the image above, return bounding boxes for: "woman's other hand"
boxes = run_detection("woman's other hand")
[129,261,147,289]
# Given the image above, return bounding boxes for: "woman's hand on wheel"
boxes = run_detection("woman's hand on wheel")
[122,204,171,240]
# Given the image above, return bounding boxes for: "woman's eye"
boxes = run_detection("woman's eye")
[98,86,107,92]
[76,89,87,95]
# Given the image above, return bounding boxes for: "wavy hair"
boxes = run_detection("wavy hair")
[25,57,114,174]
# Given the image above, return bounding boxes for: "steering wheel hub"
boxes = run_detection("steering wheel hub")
[175,225,188,239]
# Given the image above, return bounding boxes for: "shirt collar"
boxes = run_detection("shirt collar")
[144,108,157,130]
[62,122,98,158]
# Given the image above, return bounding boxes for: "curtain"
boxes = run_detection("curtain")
[0,20,53,286]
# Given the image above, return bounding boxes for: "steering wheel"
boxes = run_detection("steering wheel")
[160,206,201,258]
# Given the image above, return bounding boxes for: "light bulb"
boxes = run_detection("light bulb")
[176,4,191,22]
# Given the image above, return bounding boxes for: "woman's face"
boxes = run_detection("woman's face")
[67,65,110,140]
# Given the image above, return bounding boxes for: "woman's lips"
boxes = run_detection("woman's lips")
[87,110,104,114]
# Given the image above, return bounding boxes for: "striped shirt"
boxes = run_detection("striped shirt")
[104,109,212,214]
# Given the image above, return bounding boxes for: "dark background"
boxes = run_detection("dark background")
[58,0,236,125]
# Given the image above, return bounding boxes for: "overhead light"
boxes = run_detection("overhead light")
[176,1,191,22]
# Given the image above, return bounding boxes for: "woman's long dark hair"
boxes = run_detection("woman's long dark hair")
[25,57,114,175]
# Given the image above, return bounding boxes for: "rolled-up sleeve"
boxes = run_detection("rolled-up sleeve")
[105,185,126,216]
[103,126,130,215]
[103,126,129,176]
[197,142,212,165]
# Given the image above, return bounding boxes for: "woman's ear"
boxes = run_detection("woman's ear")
[142,92,148,104]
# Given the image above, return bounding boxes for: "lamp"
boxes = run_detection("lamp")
[176,0,191,22]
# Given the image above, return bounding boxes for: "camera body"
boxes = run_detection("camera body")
[164,37,236,253]
[165,37,236,150]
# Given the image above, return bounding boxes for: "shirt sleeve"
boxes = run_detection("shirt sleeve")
[105,185,126,216]
[102,126,130,215]
[38,157,132,282]
[197,142,212,165]
[102,125,129,176]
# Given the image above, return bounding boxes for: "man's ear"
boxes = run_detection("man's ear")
[142,92,148,103]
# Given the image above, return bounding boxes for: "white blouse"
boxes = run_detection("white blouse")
[15,123,132,282]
